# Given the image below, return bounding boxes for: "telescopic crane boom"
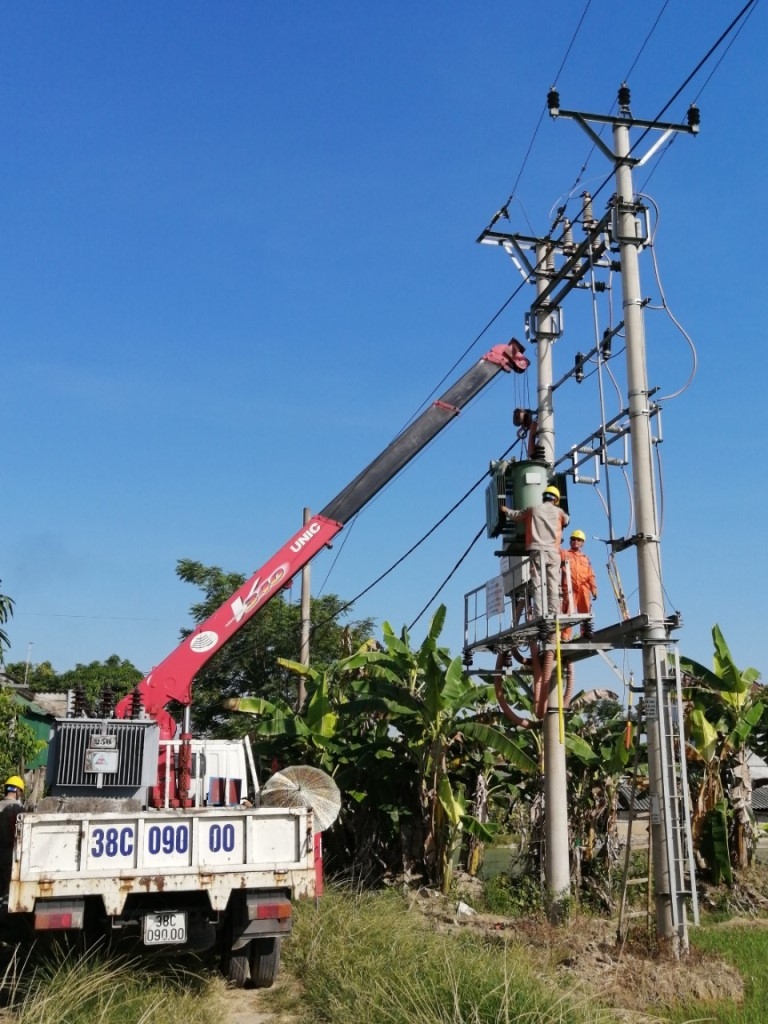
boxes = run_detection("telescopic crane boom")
[116,342,525,738]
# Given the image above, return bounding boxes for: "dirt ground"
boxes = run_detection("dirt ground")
[215,974,301,1024]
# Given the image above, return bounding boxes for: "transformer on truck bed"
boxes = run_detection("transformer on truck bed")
[3,342,524,987]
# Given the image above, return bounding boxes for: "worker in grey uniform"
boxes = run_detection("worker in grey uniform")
[501,485,570,620]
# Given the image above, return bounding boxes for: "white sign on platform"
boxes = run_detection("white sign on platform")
[485,576,505,618]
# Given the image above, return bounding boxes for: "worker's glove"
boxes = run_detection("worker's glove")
[592,592,598,601]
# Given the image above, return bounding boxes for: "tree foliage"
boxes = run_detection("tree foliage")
[681,624,764,879]
[175,559,375,736]
[0,688,44,779]
[0,580,15,662]
[4,656,142,712]
[230,606,537,891]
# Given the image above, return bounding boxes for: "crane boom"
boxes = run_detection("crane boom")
[117,341,522,737]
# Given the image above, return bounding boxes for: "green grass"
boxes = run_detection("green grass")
[280,886,652,1024]
[0,945,224,1024]
[668,921,768,1024]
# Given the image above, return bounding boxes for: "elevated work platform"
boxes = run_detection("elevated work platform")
[463,578,682,664]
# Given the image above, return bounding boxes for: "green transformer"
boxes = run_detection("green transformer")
[485,459,569,555]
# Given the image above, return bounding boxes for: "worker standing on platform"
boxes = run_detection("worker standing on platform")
[501,486,569,620]
[561,529,597,640]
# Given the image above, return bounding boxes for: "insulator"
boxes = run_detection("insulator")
[129,688,143,720]
[593,281,606,293]
[687,103,700,132]
[618,82,631,112]
[98,686,115,718]
[544,244,555,273]
[581,192,596,231]
[513,408,533,429]
[73,684,88,717]
[462,648,473,669]
[563,219,575,253]
[574,353,584,383]
[547,87,560,115]
[601,330,612,360]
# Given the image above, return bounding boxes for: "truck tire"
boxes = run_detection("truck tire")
[249,936,281,989]
[227,951,250,988]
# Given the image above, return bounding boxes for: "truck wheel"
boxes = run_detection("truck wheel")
[227,951,251,988]
[249,936,281,989]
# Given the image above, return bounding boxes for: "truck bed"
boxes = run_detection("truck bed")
[9,805,316,915]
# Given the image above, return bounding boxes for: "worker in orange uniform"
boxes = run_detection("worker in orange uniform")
[561,529,597,640]
[501,485,569,620]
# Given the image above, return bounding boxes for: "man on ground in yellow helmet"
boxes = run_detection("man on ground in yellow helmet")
[0,775,25,897]
[501,485,569,620]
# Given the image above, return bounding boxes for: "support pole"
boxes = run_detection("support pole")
[298,506,311,711]
[612,122,682,952]
[534,242,571,922]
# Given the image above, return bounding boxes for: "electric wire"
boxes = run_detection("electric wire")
[317,364,514,601]
[557,0,670,219]
[640,193,699,401]
[637,0,760,196]
[481,1,593,245]
[319,3,757,632]
[555,0,759,246]
[588,251,618,545]
[392,280,528,436]
[309,439,519,639]
[424,0,751,448]
[407,524,486,632]
[695,2,760,102]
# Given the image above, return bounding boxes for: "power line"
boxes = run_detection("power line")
[315,3,760,630]
[15,611,163,622]
[408,524,486,632]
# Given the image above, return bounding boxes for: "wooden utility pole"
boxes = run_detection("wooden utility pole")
[298,506,311,710]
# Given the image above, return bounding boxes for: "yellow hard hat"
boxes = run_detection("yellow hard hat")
[571,529,586,541]
[543,485,561,503]
[5,775,25,791]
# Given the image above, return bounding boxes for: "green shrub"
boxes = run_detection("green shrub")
[481,872,544,917]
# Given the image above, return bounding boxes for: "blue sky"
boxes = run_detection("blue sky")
[2,2,765,698]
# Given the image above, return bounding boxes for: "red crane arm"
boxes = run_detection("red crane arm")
[116,341,524,738]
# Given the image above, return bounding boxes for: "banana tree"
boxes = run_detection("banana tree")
[680,625,764,877]
[564,691,632,907]
[226,653,407,876]
[339,606,538,892]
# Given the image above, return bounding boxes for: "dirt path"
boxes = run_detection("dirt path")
[215,975,301,1024]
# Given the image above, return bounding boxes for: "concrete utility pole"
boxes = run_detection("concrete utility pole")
[613,114,678,946]
[478,206,613,924]
[549,84,699,953]
[298,506,312,710]
[534,242,570,919]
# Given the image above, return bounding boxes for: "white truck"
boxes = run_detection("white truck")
[6,726,322,987]
[2,343,524,984]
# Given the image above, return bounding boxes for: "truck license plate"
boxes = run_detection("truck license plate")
[143,911,187,945]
